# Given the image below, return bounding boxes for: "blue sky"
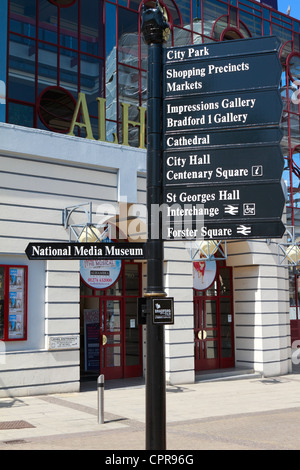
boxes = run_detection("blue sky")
[277,1,300,20]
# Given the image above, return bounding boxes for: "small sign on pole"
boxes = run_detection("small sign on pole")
[152,298,174,325]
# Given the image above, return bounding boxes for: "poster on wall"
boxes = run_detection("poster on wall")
[84,309,100,372]
[8,268,25,339]
[80,259,122,290]
[193,260,217,291]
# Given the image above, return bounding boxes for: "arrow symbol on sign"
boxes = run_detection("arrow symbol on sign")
[224,205,239,216]
[237,225,252,236]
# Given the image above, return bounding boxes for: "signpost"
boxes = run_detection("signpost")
[147,30,284,449]
[141,2,170,451]
[25,4,285,452]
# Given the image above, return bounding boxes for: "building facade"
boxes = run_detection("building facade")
[0,0,298,397]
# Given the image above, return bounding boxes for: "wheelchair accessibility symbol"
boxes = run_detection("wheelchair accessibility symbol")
[243,203,256,216]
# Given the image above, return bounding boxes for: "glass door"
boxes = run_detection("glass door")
[220,298,234,366]
[194,262,235,371]
[0,267,5,339]
[194,297,219,370]
[100,299,123,380]
[80,261,143,380]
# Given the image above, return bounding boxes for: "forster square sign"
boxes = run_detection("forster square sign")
[162,36,285,241]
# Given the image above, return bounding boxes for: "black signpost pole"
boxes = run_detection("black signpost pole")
[141,2,170,450]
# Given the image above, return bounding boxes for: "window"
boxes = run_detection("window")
[38,86,76,132]
[7,0,105,136]
[194,261,234,369]
[0,265,27,341]
[80,261,142,379]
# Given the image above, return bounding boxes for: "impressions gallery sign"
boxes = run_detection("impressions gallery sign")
[162,36,285,241]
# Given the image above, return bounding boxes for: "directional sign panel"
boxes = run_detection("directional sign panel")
[25,243,147,260]
[163,145,283,187]
[162,183,285,223]
[164,127,283,150]
[164,36,281,64]
[164,52,282,97]
[164,89,283,133]
[165,220,285,241]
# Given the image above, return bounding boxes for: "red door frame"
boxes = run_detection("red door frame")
[194,263,235,371]
[290,271,300,344]
[194,296,219,371]
[0,264,28,342]
[80,261,143,380]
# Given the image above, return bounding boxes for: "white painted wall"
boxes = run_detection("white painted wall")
[0,123,292,397]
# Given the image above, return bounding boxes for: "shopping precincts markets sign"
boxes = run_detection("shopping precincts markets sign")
[162,36,285,241]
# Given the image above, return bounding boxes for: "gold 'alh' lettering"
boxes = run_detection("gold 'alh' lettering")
[121,102,146,150]
[68,92,95,140]
[67,93,146,149]
[96,97,118,145]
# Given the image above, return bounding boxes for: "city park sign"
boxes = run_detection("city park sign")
[162,36,285,241]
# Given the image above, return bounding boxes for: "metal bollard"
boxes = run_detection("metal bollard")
[97,374,104,424]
